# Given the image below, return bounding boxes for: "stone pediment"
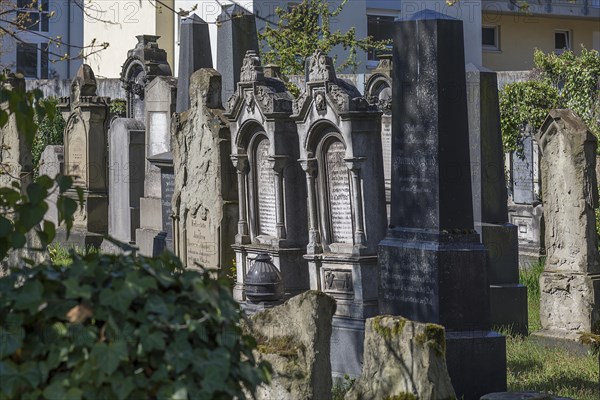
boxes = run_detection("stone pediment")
[224,51,293,119]
[292,50,374,118]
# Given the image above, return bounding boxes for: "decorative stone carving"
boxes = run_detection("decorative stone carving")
[224,52,309,306]
[307,50,336,82]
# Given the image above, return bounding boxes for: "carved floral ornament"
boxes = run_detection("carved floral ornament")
[240,50,264,83]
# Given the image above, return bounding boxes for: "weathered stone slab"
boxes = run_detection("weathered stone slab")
[346,316,455,400]
[38,145,64,226]
[247,291,336,400]
[535,109,600,341]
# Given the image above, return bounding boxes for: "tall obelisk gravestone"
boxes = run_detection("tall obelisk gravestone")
[378,11,506,399]
[216,4,259,106]
[176,14,212,113]
[467,64,528,336]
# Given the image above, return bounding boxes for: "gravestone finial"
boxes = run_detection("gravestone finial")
[239,50,264,83]
[307,49,336,83]
[70,64,97,103]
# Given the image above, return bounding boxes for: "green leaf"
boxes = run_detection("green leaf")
[111,375,135,400]
[26,183,47,205]
[42,220,56,244]
[0,109,8,128]
[91,340,127,375]
[144,294,169,316]
[0,216,12,237]
[56,175,73,194]
[0,326,24,358]
[19,361,41,388]
[13,279,43,311]
[43,380,67,400]
[142,332,166,352]
[63,277,92,299]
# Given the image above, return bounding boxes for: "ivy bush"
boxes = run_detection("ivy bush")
[32,98,65,171]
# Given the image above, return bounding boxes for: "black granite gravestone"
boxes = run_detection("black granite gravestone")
[379,10,507,399]
[216,4,259,105]
[176,14,212,113]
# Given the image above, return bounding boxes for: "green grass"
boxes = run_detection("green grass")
[508,261,600,399]
[48,243,98,266]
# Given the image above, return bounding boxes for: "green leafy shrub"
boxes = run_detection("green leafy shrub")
[32,97,65,170]
[0,250,271,399]
[109,99,126,117]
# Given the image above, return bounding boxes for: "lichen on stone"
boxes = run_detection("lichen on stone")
[414,323,446,356]
[385,393,418,400]
[372,315,408,340]
[256,334,302,358]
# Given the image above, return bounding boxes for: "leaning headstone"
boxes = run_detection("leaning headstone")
[535,109,600,342]
[104,118,145,249]
[225,51,309,304]
[467,63,528,336]
[172,68,238,270]
[365,54,392,221]
[120,35,172,121]
[57,64,110,248]
[293,50,387,378]
[216,4,259,105]
[135,76,177,256]
[378,11,506,399]
[176,14,212,113]
[346,316,456,400]
[38,145,64,226]
[247,291,336,400]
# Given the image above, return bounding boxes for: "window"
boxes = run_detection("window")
[555,30,571,53]
[17,0,50,32]
[16,43,49,78]
[367,15,394,60]
[482,26,500,51]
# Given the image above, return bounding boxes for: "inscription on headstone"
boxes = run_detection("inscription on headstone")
[382,116,392,188]
[256,138,277,236]
[326,141,353,243]
[186,216,217,267]
[69,136,86,183]
[148,112,169,157]
[160,166,175,250]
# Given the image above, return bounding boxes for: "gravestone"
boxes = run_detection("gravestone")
[148,152,174,252]
[508,132,545,265]
[176,14,212,113]
[172,68,238,271]
[120,35,172,121]
[38,145,64,226]
[535,109,600,342]
[365,54,392,221]
[225,51,308,305]
[292,50,386,378]
[105,118,145,249]
[378,12,506,399]
[135,76,177,256]
[467,63,528,336]
[216,4,259,106]
[57,64,111,248]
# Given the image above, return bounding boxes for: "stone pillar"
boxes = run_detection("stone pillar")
[535,109,600,342]
[176,14,212,113]
[216,4,259,106]
[58,64,110,249]
[171,68,238,276]
[378,12,506,399]
[467,63,528,336]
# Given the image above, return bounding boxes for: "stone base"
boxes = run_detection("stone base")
[56,229,104,250]
[135,228,167,257]
[306,253,379,320]
[490,284,528,336]
[507,203,544,267]
[531,329,595,356]
[330,316,365,379]
[478,223,519,284]
[233,244,309,302]
[445,330,507,400]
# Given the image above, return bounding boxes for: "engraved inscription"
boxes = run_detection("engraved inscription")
[69,135,86,183]
[323,269,353,295]
[382,115,392,187]
[160,168,175,244]
[379,250,436,307]
[255,138,277,236]
[148,112,169,157]
[325,141,353,243]
[186,216,217,268]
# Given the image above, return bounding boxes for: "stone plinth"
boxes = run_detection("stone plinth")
[378,12,506,399]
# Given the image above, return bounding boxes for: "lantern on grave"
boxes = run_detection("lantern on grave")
[244,253,284,303]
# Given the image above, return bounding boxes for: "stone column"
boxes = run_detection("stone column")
[232,154,250,244]
[346,157,367,249]
[270,155,288,240]
[300,158,322,254]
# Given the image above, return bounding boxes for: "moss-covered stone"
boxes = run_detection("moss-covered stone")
[255,334,302,358]
[414,324,446,357]
[385,394,418,400]
[373,315,407,340]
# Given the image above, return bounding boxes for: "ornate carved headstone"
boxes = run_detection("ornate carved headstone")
[378,12,506,399]
[535,109,600,341]
[216,4,259,105]
[57,64,111,248]
[172,68,238,271]
[467,63,528,336]
[225,51,309,307]
[120,35,172,121]
[135,76,177,256]
[293,50,386,378]
[365,54,392,221]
